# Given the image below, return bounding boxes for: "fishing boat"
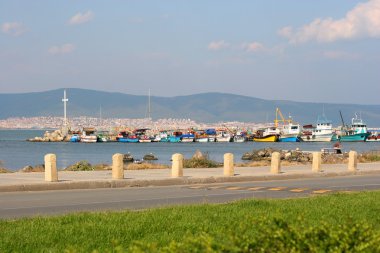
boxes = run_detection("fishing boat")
[97,131,110,142]
[205,129,216,142]
[70,134,81,142]
[337,112,370,142]
[367,132,380,142]
[216,130,232,142]
[80,128,98,143]
[233,131,246,142]
[181,131,195,142]
[301,115,334,142]
[253,127,279,142]
[138,135,152,143]
[117,131,139,143]
[168,131,182,143]
[274,108,301,142]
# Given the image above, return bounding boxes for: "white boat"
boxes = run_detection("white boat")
[301,115,334,142]
[208,136,216,142]
[196,136,209,142]
[233,135,246,142]
[216,131,232,142]
[80,128,98,143]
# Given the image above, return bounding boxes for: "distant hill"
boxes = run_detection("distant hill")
[0,88,379,126]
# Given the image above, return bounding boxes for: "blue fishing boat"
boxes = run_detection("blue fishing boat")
[70,134,81,142]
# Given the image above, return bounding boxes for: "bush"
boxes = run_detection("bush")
[64,161,94,171]
[183,157,221,168]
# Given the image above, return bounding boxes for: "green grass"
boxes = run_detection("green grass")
[0,191,380,252]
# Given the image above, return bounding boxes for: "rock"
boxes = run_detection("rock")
[143,153,158,160]
[193,149,205,159]
[123,153,134,163]
[257,150,266,157]
[284,152,292,159]
[20,165,35,172]
[241,152,254,160]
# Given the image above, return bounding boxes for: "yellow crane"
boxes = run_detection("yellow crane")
[274,107,292,127]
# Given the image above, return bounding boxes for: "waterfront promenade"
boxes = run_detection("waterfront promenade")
[1,162,380,192]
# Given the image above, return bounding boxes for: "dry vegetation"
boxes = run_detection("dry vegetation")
[125,163,169,170]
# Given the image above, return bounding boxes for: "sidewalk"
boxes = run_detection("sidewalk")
[0,162,379,192]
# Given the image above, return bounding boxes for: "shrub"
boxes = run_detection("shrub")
[64,161,94,171]
[183,156,221,168]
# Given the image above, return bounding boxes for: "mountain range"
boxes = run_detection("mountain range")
[0,88,379,126]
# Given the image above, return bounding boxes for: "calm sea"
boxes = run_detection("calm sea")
[1,130,379,171]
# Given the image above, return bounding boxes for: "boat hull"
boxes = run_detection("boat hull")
[216,137,231,142]
[253,135,278,142]
[196,137,209,143]
[168,136,181,143]
[279,136,300,142]
[339,133,370,142]
[118,138,139,143]
[181,138,194,143]
[301,133,333,142]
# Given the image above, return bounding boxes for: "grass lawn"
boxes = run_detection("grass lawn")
[0,191,379,252]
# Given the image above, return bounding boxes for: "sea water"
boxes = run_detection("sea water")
[0,130,379,171]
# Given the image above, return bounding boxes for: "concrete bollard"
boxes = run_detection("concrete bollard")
[112,153,124,179]
[172,153,184,177]
[271,152,281,174]
[348,151,358,172]
[44,153,58,182]
[312,152,322,172]
[224,153,234,176]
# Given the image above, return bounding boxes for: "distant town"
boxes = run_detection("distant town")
[0,116,261,131]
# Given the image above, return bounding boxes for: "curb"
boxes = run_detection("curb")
[0,169,380,193]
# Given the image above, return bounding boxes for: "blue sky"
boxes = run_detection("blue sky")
[1,0,379,104]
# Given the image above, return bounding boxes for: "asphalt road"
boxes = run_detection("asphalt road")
[1,174,379,219]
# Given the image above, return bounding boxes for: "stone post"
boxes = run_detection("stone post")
[224,153,234,176]
[348,151,358,172]
[270,152,281,174]
[312,152,322,172]
[172,153,184,177]
[44,153,58,182]
[112,153,124,179]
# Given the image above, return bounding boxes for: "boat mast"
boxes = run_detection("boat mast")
[339,110,345,128]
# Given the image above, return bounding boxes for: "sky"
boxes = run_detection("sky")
[1,0,380,104]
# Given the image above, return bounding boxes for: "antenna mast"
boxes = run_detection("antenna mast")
[148,88,151,120]
[62,89,68,127]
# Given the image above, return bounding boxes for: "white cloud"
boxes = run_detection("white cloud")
[279,0,380,43]
[1,22,26,36]
[241,42,265,53]
[208,40,229,51]
[68,11,94,25]
[48,44,76,55]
